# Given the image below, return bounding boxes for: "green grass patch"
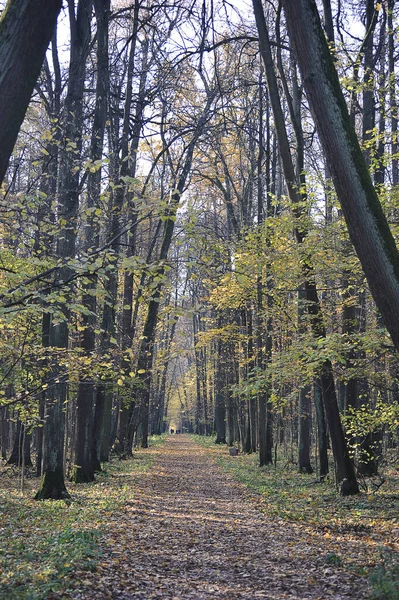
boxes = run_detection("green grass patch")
[370,549,399,600]
[0,434,165,599]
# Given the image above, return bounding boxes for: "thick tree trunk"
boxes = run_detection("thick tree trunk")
[214,392,226,444]
[35,0,93,500]
[7,420,32,467]
[0,0,62,184]
[35,321,70,500]
[71,0,109,484]
[282,0,399,353]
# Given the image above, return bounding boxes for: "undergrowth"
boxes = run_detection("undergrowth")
[0,434,166,599]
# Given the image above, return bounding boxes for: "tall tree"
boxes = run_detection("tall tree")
[0,0,62,184]
[71,0,110,483]
[252,0,359,494]
[281,0,399,354]
[35,0,94,500]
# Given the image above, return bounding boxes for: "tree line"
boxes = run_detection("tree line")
[0,0,398,498]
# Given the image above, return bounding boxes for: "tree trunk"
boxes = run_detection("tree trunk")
[71,0,109,484]
[35,0,93,500]
[0,0,62,184]
[298,386,313,473]
[7,420,32,467]
[388,0,398,186]
[281,0,399,353]
[253,0,358,494]
[314,379,329,478]
[214,340,226,444]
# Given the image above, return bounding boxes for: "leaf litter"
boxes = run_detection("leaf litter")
[69,435,372,599]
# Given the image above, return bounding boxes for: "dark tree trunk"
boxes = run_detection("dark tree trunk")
[281,0,399,354]
[95,0,144,458]
[193,313,204,435]
[35,0,93,500]
[0,406,10,459]
[34,39,60,477]
[71,0,110,484]
[7,420,32,467]
[247,310,257,453]
[36,311,50,477]
[35,320,71,500]
[388,0,398,185]
[252,0,359,495]
[314,379,329,479]
[214,340,226,445]
[298,386,313,473]
[0,0,62,184]
[92,385,105,472]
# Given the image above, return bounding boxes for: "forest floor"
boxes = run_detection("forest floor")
[1,435,398,599]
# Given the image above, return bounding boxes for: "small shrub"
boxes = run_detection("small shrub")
[370,549,399,600]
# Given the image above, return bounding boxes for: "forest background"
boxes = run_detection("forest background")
[0,0,398,515]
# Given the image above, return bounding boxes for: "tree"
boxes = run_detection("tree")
[71,0,110,484]
[35,0,94,500]
[252,0,359,495]
[0,0,62,184]
[281,0,399,354]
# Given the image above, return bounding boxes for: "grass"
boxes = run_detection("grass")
[370,548,399,600]
[0,434,166,599]
[192,435,399,599]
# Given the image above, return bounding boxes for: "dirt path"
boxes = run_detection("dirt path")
[75,435,369,599]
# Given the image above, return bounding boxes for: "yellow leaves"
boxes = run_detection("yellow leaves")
[33,572,48,582]
[208,273,253,310]
[40,129,53,142]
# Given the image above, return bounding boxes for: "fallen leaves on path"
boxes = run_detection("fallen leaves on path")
[68,436,369,599]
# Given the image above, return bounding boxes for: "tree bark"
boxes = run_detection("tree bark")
[71,0,110,484]
[314,379,329,478]
[0,0,62,184]
[7,419,32,467]
[281,0,399,353]
[214,338,226,445]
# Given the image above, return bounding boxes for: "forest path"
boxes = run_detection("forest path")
[75,435,368,599]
